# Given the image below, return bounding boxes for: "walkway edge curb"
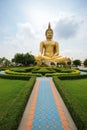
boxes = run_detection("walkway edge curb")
[18,80,40,130]
[51,79,78,130]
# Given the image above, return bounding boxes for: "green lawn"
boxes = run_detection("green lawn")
[0,79,27,120]
[0,78,35,130]
[62,79,87,111]
[59,78,87,129]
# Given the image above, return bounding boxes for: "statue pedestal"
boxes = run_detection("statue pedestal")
[36,60,58,66]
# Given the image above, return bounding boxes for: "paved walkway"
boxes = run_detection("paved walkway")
[18,77,77,130]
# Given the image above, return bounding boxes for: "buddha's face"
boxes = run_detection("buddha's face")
[46,30,53,40]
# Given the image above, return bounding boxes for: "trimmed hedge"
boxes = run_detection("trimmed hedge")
[79,69,87,72]
[25,67,34,72]
[2,66,80,77]
[58,74,87,80]
[1,67,81,77]
[31,66,40,72]
[0,77,36,130]
[45,69,80,77]
[0,73,42,80]
[10,68,26,72]
[5,70,42,77]
[5,69,32,75]
[0,67,7,71]
[10,67,34,72]
[0,74,30,80]
[32,67,55,75]
[53,67,72,73]
[53,76,87,130]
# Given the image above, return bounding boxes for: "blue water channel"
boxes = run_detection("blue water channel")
[0,71,6,74]
[32,79,63,130]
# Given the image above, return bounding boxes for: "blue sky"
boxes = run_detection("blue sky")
[0,0,87,61]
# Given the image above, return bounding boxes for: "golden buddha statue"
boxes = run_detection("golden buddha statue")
[35,23,70,63]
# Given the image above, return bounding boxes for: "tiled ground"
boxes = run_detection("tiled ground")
[18,78,77,130]
[32,80,63,130]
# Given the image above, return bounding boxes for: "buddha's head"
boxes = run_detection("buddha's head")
[45,23,53,40]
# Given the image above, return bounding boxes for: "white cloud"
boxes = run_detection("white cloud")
[0,22,41,59]
[55,17,79,39]
[51,15,87,61]
[0,5,87,62]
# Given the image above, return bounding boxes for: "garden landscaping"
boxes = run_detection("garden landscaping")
[4,66,80,77]
[0,66,87,130]
[0,77,36,130]
[53,77,87,130]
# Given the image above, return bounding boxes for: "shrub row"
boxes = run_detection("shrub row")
[0,77,36,130]
[5,69,32,75]
[53,67,72,73]
[79,69,87,72]
[10,68,25,72]
[0,74,30,80]
[10,67,34,72]
[32,67,55,75]
[0,73,42,80]
[5,70,42,77]
[0,67,7,71]
[31,66,40,72]
[8,66,73,74]
[3,67,80,77]
[45,69,80,77]
[58,74,87,80]
[53,76,87,130]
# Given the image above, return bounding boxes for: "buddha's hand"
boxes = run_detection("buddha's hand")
[45,53,50,57]
[54,53,59,56]
[39,52,42,56]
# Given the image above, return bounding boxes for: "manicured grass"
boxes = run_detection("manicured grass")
[0,79,27,120]
[53,77,87,130]
[61,79,87,111]
[0,77,35,130]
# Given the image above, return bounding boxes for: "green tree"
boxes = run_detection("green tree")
[4,59,11,67]
[23,53,35,66]
[83,59,87,67]
[29,54,35,65]
[14,53,24,65]
[73,59,81,67]
[13,53,35,66]
[11,58,15,63]
[0,57,11,67]
[0,58,3,64]
[67,61,71,65]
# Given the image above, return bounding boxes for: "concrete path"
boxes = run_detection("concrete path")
[18,77,77,130]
